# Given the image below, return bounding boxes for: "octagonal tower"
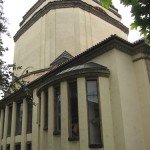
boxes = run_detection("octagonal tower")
[13,0,128,77]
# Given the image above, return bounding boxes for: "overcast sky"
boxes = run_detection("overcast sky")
[2,0,143,64]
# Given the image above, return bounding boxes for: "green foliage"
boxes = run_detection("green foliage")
[99,0,150,43]
[121,0,150,43]
[0,0,11,96]
[0,0,32,100]
[100,0,112,8]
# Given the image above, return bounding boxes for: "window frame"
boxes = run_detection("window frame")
[15,143,21,150]
[53,86,61,135]
[26,142,32,150]
[86,78,103,148]
[7,105,12,137]
[15,101,23,135]
[1,109,5,139]
[6,144,10,150]
[68,80,79,141]
[27,101,33,134]
[43,90,48,130]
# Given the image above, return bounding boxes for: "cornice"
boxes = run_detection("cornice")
[36,63,110,96]
[18,68,49,79]
[92,0,121,18]
[133,56,150,62]
[20,0,46,26]
[20,0,121,26]
[1,35,149,108]
[14,0,128,42]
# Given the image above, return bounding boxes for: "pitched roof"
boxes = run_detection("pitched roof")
[1,35,149,105]
[50,51,73,67]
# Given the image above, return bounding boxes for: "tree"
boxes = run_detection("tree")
[100,0,150,43]
[0,0,33,102]
[0,0,11,96]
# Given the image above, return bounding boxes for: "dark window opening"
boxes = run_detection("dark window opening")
[53,86,61,135]
[1,109,5,139]
[27,142,31,150]
[7,106,12,137]
[6,144,10,150]
[15,102,23,135]
[87,80,102,148]
[68,81,79,141]
[44,91,48,130]
[27,101,33,133]
[15,143,21,150]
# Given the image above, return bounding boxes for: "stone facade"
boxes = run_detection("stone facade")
[0,1,150,150]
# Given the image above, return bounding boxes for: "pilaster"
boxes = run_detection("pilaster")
[98,76,115,150]
[32,89,39,150]
[10,102,17,150]
[39,91,45,150]
[0,109,4,147]
[77,77,89,150]
[21,99,27,150]
[3,105,9,150]
[60,81,69,150]
[48,86,54,150]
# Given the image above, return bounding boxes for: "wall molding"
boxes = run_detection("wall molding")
[14,0,128,42]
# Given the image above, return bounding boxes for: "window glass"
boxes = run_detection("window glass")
[27,102,33,133]
[54,86,61,134]
[15,144,21,150]
[27,143,31,150]
[87,80,102,147]
[15,102,23,135]
[7,106,12,137]
[44,91,48,129]
[68,82,79,140]
[87,81,98,103]
[1,109,5,139]
[6,144,10,150]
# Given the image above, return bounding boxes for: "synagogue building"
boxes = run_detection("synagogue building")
[0,0,150,150]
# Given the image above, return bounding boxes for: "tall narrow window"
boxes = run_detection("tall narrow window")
[26,142,31,150]
[15,102,23,135]
[27,102,33,133]
[1,109,5,139]
[87,80,102,148]
[53,86,61,135]
[6,144,10,150]
[15,143,21,150]
[44,91,48,130]
[37,96,41,126]
[68,81,79,140]
[7,106,12,137]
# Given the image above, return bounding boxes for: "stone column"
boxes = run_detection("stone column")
[0,109,4,147]
[32,89,40,150]
[21,98,27,150]
[10,102,17,150]
[48,86,54,150]
[3,105,9,150]
[98,76,115,150]
[77,77,89,150]
[39,91,45,150]
[60,81,69,150]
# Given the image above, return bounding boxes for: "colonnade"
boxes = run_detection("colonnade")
[0,99,32,150]
[0,76,113,150]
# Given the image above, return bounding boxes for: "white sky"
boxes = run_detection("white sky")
[2,0,143,65]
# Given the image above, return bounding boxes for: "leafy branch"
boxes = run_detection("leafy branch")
[99,0,150,43]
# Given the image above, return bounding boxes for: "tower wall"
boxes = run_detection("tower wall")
[13,1,128,77]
